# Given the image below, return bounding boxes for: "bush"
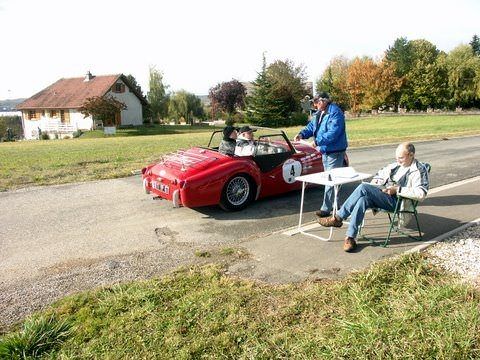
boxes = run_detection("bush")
[72,130,83,138]
[288,111,309,126]
[40,132,50,140]
[232,112,245,124]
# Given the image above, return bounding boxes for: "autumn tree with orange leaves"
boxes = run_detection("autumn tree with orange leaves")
[363,59,403,111]
[320,57,402,115]
[316,56,350,110]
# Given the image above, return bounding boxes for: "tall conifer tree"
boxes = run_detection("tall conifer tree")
[470,34,480,56]
[246,54,283,127]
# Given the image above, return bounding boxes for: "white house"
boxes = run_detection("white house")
[17,72,147,139]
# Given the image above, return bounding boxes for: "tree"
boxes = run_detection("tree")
[443,44,480,108]
[168,90,204,124]
[246,55,284,127]
[344,57,372,115]
[147,66,169,123]
[266,59,309,120]
[384,37,412,110]
[363,59,403,111]
[470,34,480,56]
[125,74,144,96]
[208,79,246,125]
[79,96,126,126]
[316,56,350,110]
[385,37,413,77]
[400,39,448,110]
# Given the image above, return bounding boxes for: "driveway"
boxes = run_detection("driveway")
[1,135,479,329]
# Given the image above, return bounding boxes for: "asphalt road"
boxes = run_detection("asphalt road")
[1,135,479,285]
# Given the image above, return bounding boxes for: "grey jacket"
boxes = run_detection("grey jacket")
[218,139,236,156]
[371,159,429,201]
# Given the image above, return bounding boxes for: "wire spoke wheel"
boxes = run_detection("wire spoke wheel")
[226,176,250,206]
[220,174,254,211]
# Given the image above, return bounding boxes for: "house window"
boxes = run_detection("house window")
[60,109,70,123]
[41,110,45,117]
[28,110,37,120]
[112,83,125,93]
[50,110,58,118]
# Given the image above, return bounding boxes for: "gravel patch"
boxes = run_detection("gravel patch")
[0,244,242,333]
[426,223,480,286]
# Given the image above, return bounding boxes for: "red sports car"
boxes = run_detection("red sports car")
[142,126,338,211]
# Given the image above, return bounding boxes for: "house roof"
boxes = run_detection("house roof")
[17,74,148,109]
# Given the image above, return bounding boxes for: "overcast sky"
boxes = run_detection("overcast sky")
[1,0,479,99]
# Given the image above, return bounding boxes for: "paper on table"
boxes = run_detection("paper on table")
[330,166,358,178]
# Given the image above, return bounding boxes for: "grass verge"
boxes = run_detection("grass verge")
[0,115,479,191]
[1,253,479,358]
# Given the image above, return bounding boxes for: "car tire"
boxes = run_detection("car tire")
[219,174,255,211]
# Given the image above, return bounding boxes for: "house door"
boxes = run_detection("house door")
[115,111,121,126]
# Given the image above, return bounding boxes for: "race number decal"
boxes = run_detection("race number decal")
[282,159,302,184]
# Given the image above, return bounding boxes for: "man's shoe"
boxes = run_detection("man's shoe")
[343,237,357,252]
[315,210,331,218]
[318,216,343,228]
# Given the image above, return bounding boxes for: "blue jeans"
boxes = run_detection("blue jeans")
[321,151,346,213]
[337,183,397,238]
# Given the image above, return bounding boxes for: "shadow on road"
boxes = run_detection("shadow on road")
[192,183,361,221]
[357,211,466,249]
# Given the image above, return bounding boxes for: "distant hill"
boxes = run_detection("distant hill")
[0,98,25,111]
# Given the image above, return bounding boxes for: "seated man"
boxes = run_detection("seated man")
[235,125,256,156]
[218,126,238,156]
[318,142,430,252]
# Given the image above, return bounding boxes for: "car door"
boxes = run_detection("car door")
[253,133,304,197]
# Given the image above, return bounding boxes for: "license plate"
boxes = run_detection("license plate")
[152,181,169,194]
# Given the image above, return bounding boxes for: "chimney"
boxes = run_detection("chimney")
[84,71,94,82]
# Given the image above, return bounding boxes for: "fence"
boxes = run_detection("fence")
[42,120,76,133]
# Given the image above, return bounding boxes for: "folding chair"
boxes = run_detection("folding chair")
[357,163,431,247]
[382,163,431,247]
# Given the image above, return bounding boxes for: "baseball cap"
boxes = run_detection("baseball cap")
[313,91,330,102]
[238,125,257,134]
[223,125,238,138]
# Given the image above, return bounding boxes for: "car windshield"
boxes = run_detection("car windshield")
[207,126,293,156]
[254,134,291,156]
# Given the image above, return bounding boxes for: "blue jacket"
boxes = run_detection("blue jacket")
[298,103,348,154]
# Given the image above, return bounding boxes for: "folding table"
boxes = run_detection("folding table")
[295,169,372,241]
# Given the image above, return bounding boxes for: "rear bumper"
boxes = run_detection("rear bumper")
[143,175,222,208]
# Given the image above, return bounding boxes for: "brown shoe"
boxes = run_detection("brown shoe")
[315,210,331,218]
[343,237,357,252]
[318,215,343,228]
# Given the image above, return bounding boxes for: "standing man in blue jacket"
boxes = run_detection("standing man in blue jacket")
[294,92,348,218]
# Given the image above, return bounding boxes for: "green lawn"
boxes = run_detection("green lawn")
[0,115,479,191]
[80,124,217,138]
[1,253,479,358]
